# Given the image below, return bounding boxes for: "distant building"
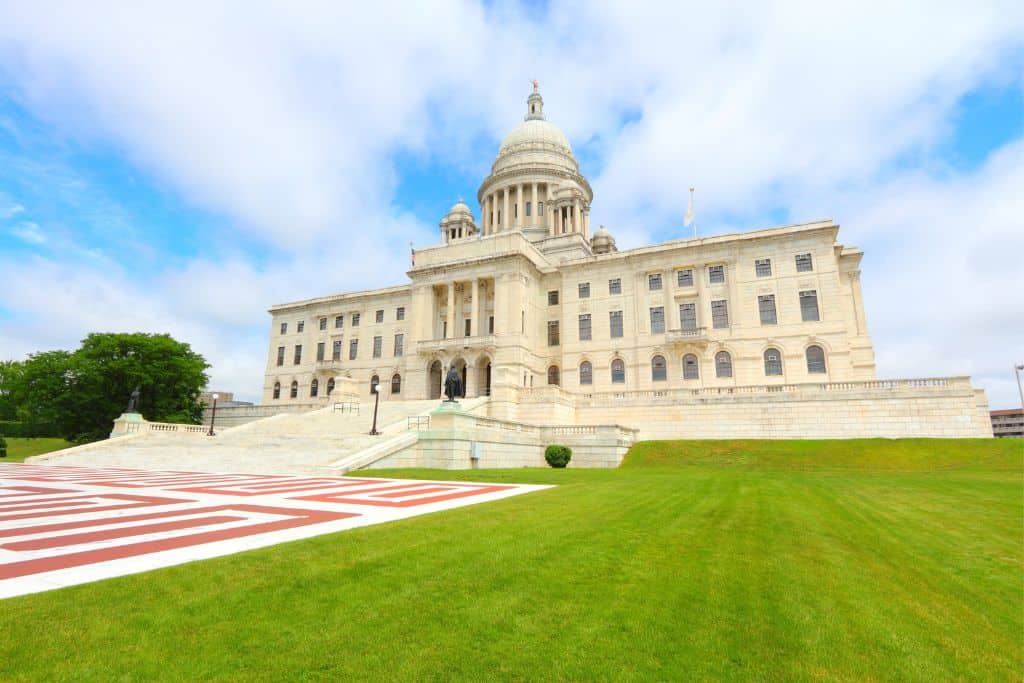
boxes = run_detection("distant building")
[198,391,253,408]
[990,409,1024,438]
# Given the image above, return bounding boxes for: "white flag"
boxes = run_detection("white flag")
[684,187,695,227]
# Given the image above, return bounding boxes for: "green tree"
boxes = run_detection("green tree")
[4,333,209,443]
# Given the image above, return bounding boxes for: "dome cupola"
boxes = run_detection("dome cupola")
[591,225,617,254]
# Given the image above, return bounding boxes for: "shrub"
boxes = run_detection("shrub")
[544,444,572,468]
[0,434,6,458]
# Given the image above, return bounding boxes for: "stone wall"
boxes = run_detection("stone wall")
[365,410,638,470]
[514,377,993,440]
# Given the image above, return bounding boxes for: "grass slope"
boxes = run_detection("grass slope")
[1,439,1021,681]
[0,437,73,463]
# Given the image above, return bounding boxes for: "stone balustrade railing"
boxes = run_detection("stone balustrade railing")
[416,335,497,354]
[516,376,973,408]
[118,419,210,436]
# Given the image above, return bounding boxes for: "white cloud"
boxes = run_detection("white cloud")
[10,220,45,244]
[0,1,1021,406]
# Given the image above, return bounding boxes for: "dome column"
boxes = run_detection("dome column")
[517,182,524,229]
[531,182,538,228]
[502,187,509,232]
[574,198,582,234]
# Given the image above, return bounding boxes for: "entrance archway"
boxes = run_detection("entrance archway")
[476,357,492,396]
[428,360,443,399]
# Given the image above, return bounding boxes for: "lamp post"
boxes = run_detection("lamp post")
[207,393,219,436]
[1016,364,1024,411]
[369,384,381,435]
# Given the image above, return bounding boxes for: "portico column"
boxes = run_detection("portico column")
[492,275,502,335]
[470,278,479,336]
[502,187,509,232]
[446,281,455,339]
[531,182,538,227]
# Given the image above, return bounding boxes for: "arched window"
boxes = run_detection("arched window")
[579,361,593,385]
[715,351,732,378]
[391,373,401,394]
[651,355,667,381]
[370,375,380,394]
[547,366,560,386]
[611,358,625,384]
[290,380,298,399]
[273,382,281,399]
[310,378,319,397]
[326,378,335,396]
[806,345,826,374]
[682,354,699,380]
[764,349,782,376]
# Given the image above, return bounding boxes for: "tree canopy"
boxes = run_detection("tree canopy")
[0,333,210,443]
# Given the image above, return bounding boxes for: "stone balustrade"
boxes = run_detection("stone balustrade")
[416,335,496,354]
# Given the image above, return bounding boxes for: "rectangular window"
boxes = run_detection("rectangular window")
[547,320,560,346]
[393,334,404,357]
[316,342,325,361]
[349,339,358,360]
[464,319,471,336]
[332,340,342,361]
[796,253,813,272]
[538,201,544,215]
[443,320,448,338]
[758,294,778,325]
[488,316,494,334]
[375,309,384,324]
[352,313,360,327]
[293,345,302,364]
[373,336,382,358]
[648,273,662,291]
[800,290,820,321]
[708,265,725,284]
[755,259,772,277]
[319,317,327,331]
[396,307,405,321]
[526,201,532,217]
[677,269,693,287]
[578,314,592,341]
[711,300,729,328]
[335,315,344,329]
[280,322,288,335]
[679,303,697,331]
[650,306,665,334]
[548,290,559,305]
[578,282,590,299]
[609,278,621,295]
[297,321,305,333]
[276,346,285,366]
[610,310,624,338]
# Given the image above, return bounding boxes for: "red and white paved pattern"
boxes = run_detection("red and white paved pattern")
[0,463,547,598]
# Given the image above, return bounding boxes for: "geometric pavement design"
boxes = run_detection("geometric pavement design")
[0,463,549,598]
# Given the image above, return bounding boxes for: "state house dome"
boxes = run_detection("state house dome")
[490,88,580,176]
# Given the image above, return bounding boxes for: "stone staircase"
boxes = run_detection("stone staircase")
[33,398,489,475]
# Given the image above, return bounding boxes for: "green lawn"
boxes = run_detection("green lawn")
[1,439,1021,681]
[0,437,73,463]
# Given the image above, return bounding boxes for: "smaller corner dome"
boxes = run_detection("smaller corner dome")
[591,224,617,254]
[447,200,472,216]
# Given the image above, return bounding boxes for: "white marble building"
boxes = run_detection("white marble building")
[260,86,991,441]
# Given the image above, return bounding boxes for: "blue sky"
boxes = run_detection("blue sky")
[0,1,1021,407]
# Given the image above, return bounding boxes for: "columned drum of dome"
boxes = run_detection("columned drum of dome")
[477,85,592,243]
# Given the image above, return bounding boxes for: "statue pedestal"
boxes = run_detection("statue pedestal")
[110,412,145,438]
[434,400,463,413]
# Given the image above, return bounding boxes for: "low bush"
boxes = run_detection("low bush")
[544,444,572,468]
[0,434,6,458]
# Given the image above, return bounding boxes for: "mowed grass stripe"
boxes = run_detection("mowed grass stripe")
[0,439,1020,681]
